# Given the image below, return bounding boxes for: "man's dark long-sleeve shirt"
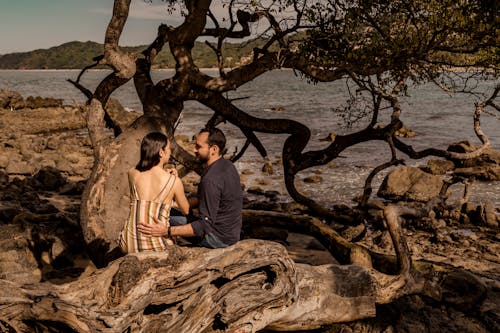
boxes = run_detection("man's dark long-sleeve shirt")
[191,158,242,245]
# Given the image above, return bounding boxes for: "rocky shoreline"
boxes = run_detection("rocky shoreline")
[1,91,499,332]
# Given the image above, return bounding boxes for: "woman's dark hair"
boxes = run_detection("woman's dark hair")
[135,132,168,172]
[200,127,227,155]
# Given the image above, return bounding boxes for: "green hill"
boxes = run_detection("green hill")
[0,39,270,69]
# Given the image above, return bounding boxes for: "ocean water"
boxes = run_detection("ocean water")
[1,69,499,207]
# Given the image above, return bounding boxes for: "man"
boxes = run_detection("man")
[138,127,243,248]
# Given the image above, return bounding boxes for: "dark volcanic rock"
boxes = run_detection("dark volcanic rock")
[440,270,487,312]
[32,166,67,191]
[0,89,23,109]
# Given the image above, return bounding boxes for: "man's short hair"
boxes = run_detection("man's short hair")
[200,127,227,155]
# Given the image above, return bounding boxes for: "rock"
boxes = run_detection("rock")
[40,159,57,169]
[5,161,34,175]
[303,175,323,183]
[244,200,281,211]
[0,89,23,109]
[462,202,477,216]
[440,270,487,312]
[32,167,67,191]
[0,206,22,224]
[395,124,416,138]
[0,155,9,169]
[241,169,254,175]
[46,137,60,150]
[448,141,500,180]
[66,153,81,164]
[421,159,455,175]
[0,170,8,185]
[24,95,62,109]
[19,139,34,159]
[264,190,280,200]
[256,178,271,186]
[448,140,477,154]
[55,159,73,174]
[478,202,499,228]
[0,215,93,284]
[247,186,266,195]
[432,219,447,229]
[59,181,86,195]
[377,166,443,202]
[319,132,337,142]
[262,161,274,175]
[71,165,89,177]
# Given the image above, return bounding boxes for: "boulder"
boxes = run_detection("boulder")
[448,141,500,180]
[448,140,477,154]
[5,161,34,175]
[440,270,487,312]
[420,159,455,175]
[0,89,23,109]
[0,155,9,169]
[32,166,67,191]
[378,166,443,202]
[0,215,94,285]
[477,202,499,228]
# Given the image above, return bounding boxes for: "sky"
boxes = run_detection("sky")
[0,0,190,55]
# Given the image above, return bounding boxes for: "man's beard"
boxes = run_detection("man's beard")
[196,153,209,164]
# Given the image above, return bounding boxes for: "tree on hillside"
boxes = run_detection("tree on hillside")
[2,0,498,331]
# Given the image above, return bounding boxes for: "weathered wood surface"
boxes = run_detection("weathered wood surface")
[0,239,384,332]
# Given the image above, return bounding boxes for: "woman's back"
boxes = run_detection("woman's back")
[120,167,176,252]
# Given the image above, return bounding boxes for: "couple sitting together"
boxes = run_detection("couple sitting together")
[119,127,243,253]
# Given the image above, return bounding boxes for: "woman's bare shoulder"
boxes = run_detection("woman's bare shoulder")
[128,168,139,177]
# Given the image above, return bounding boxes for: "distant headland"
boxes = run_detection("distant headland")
[0,38,267,70]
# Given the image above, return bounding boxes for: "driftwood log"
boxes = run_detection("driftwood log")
[0,203,435,332]
[0,238,414,333]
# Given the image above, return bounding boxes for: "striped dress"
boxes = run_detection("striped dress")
[119,173,176,253]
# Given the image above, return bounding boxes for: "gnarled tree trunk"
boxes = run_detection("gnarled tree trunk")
[80,114,172,266]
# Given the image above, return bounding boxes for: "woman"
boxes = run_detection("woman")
[119,132,189,253]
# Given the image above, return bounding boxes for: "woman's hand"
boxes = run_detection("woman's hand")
[168,167,178,177]
[138,217,168,237]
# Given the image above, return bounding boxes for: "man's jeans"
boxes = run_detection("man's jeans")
[198,232,228,248]
[169,208,228,249]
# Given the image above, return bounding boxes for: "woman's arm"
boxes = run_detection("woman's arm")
[173,177,190,215]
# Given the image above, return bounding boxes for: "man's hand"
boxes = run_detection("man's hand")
[138,217,168,237]
[168,167,178,177]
